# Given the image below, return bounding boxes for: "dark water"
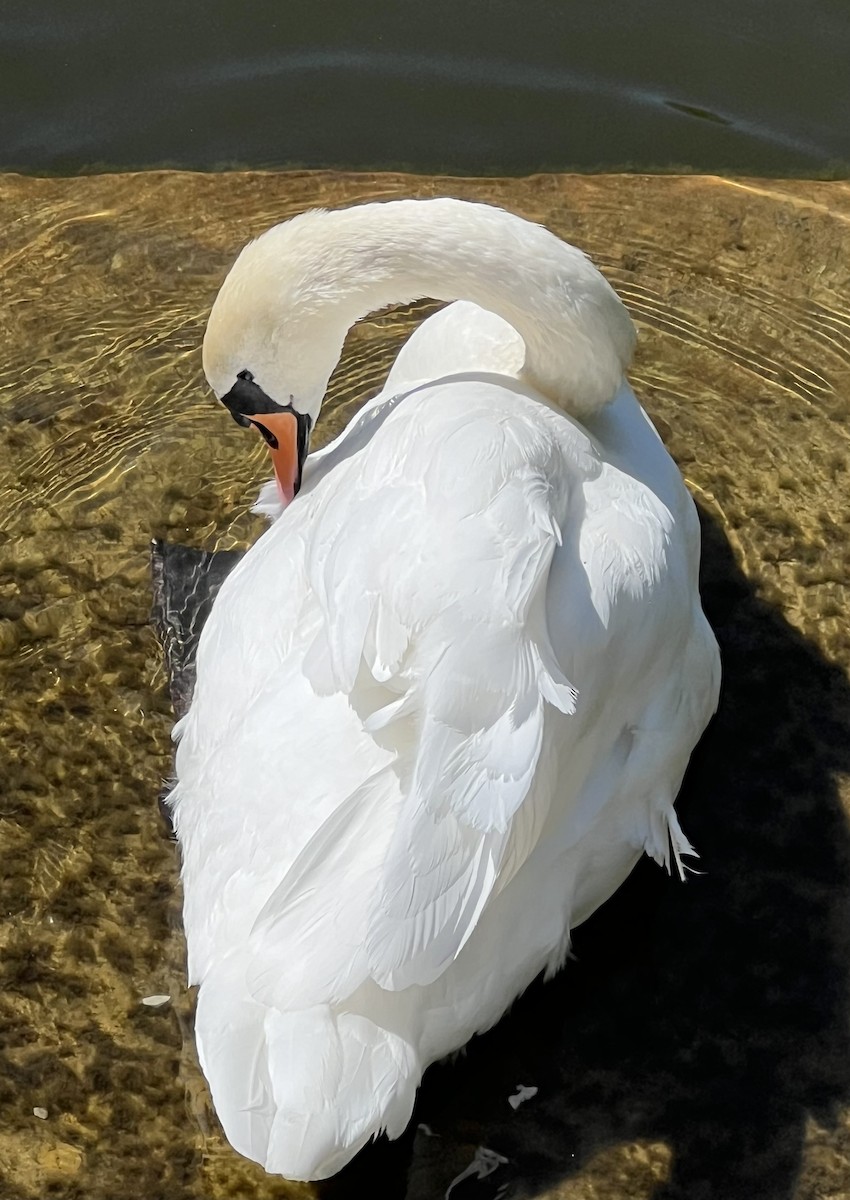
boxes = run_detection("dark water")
[2,0,849,176]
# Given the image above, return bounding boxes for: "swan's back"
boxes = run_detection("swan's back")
[171,340,719,1177]
[384,300,525,391]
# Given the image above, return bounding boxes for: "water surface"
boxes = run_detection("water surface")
[1,170,850,1198]
[2,2,849,174]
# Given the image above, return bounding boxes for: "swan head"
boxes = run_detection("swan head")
[202,198,638,508]
[202,211,353,509]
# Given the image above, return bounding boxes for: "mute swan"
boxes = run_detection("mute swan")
[168,198,720,1180]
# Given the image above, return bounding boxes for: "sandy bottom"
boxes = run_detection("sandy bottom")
[0,170,848,1199]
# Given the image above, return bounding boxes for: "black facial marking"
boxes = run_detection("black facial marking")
[220,371,287,427]
[295,406,310,478]
[219,369,313,495]
[254,423,279,450]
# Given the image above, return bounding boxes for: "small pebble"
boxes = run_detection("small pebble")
[445,1146,508,1197]
[508,1083,538,1110]
[33,1106,48,1120]
[141,994,171,1007]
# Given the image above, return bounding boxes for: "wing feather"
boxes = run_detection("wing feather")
[194,383,593,1004]
[246,766,400,1009]
[292,386,581,989]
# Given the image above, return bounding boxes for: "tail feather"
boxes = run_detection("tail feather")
[643,798,697,882]
[194,978,274,1167]
[196,967,419,1181]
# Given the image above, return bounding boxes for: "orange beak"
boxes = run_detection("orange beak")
[249,412,303,509]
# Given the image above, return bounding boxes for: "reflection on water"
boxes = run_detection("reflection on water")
[1,170,849,1198]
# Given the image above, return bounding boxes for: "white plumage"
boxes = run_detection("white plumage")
[168,198,720,1180]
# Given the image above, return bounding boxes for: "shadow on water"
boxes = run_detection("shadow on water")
[156,502,850,1200]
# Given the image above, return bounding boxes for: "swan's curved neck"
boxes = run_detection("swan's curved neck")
[204,199,636,422]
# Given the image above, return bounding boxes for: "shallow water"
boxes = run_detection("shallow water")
[1,170,849,1199]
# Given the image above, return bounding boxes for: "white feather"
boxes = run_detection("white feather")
[170,199,720,1181]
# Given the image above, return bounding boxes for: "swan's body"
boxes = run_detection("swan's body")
[169,199,720,1180]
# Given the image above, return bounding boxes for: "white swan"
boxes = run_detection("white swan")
[168,198,720,1180]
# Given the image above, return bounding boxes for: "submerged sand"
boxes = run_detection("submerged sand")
[0,170,848,1199]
